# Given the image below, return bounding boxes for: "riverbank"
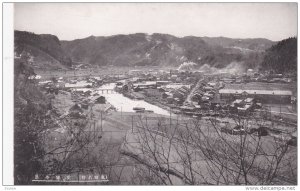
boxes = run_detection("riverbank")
[118,90,181,115]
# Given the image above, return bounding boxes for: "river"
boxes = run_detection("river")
[99,83,172,116]
[78,83,172,116]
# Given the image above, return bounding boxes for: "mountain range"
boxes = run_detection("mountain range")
[15,30,295,73]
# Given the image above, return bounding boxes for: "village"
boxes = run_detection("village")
[33,63,297,122]
[24,61,296,148]
[8,2,298,187]
[22,63,297,185]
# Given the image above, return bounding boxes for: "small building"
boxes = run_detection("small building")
[244,98,254,104]
[143,89,162,98]
[191,93,202,102]
[174,98,183,105]
[95,96,106,104]
[163,83,191,90]
[201,96,211,102]
[237,104,253,114]
[207,82,217,87]
[203,86,214,91]
[221,78,235,84]
[122,84,129,92]
[177,88,188,95]
[172,90,185,99]
[194,90,204,96]
[203,92,214,99]
[65,81,93,88]
[80,101,89,110]
[129,70,143,76]
[166,97,175,104]
[232,99,244,107]
[158,87,166,92]
[133,81,157,89]
[162,92,173,99]
[82,90,92,97]
[171,75,178,80]
[69,104,85,118]
[180,105,196,112]
[180,86,190,92]
[156,81,171,86]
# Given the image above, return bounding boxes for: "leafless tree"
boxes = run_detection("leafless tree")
[121,113,297,185]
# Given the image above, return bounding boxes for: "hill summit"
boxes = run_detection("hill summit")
[15,30,281,71]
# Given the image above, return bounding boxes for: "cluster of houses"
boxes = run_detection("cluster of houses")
[219,89,292,104]
[161,85,191,105]
[128,69,200,84]
[36,76,105,94]
[67,95,107,118]
[190,81,219,105]
[218,71,293,84]
[33,66,295,119]
[35,75,112,118]
[229,97,258,114]
[115,79,192,106]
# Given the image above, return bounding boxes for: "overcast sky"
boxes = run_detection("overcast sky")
[14,3,297,41]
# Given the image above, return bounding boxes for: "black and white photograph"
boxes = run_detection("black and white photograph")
[2,2,298,188]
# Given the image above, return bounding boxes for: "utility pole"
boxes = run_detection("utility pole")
[121,106,123,119]
[169,107,172,128]
[94,120,96,140]
[270,105,273,127]
[279,96,282,119]
[100,111,103,132]
[131,115,134,133]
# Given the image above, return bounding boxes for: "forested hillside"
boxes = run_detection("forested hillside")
[15,30,276,71]
[14,56,55,184]
[61,33,273,70]
[15,31,72,69]
[261,37,297,75]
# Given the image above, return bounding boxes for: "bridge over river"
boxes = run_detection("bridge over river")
[98,89,116,94]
